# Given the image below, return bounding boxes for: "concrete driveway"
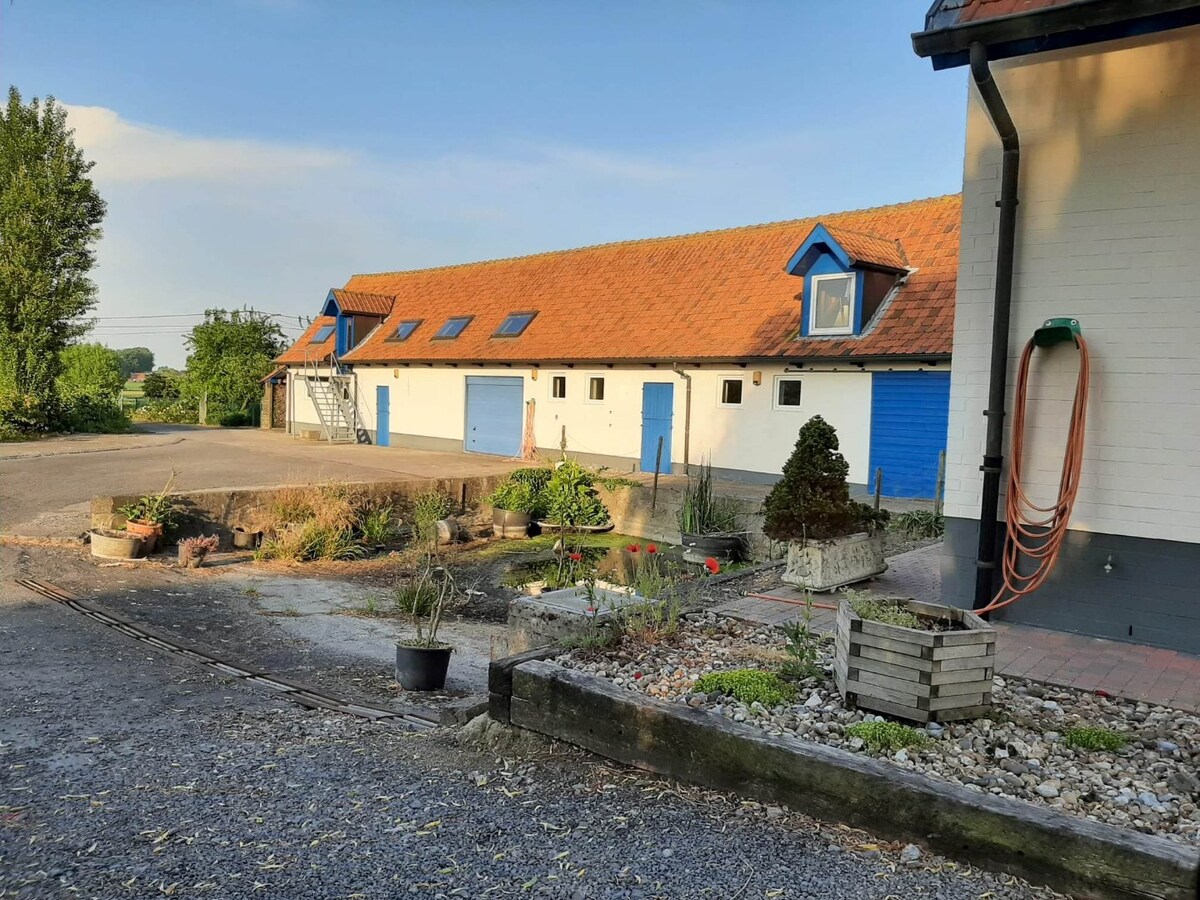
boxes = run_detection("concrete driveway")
[0,425,522,534]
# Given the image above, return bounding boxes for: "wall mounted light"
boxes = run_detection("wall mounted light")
[531,369,538,381]
[752,371,763,386]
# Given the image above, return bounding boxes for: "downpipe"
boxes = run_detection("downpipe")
[671,363,692,474]
[969,42,1021,612]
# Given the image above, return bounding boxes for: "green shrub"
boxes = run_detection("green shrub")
[677,460,742,536]
[256,520,366,562]
[763,416,888,541]
[845,721,929,753]
[411,490,453,546]
[892,510,945,539]
[359,505,399,546]
[0,392,61,436]
[543,458,609,527]
[509,466,553,491]
[693,669,795,707]
[132,398,199,424]
[488,477,543,516]
[1064,726,1126,752]
[63,394,130,433]
[218,410,252,427]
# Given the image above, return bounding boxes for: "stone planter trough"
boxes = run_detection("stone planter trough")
[782,531,886,591]
[834,598,996,724]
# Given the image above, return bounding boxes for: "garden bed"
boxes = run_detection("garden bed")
[556,613,1200,848]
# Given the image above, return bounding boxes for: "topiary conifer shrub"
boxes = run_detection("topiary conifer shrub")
[763,415,887,543]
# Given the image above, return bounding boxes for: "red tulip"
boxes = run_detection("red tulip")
[646,544,658,554]
[568,552,583,562]
[627,544,640,553]
[704,557,720,575]
[633,672,643,679]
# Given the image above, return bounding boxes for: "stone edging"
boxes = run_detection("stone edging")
[499,658,1200,900]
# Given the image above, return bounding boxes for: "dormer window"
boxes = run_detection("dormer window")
[809,273,856,335]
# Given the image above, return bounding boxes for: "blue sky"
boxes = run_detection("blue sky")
[2,1,966,366]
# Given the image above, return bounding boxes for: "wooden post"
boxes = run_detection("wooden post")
[935,450,946,517]
[560,425,567,453]
[874,467,883,512]
[198,391,208,426]
[651,435,664,513]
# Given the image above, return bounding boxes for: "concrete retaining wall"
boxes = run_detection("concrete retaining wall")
[505,659,1200,900]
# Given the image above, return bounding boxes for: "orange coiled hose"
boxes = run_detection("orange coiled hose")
[976,334,1090,615]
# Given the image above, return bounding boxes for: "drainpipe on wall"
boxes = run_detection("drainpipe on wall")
[671,363,692,474]
[969,41,1021,612]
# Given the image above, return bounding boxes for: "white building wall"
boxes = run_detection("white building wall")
[302,363,886,483]
[947,25,1200,543]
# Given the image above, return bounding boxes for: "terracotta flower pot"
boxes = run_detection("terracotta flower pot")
[124,519,163,552]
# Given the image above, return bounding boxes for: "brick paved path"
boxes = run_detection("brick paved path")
[714,544,1200,713]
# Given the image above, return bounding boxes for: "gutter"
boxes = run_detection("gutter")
[968,42,1021,613]
[671,363,692,474]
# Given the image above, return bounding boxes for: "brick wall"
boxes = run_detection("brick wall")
[947,25,1200,545]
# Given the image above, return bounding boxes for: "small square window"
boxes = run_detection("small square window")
[434,316,473,340]
[390,319,421,341]
[810,273,855,334]
[311,324,335,343]
[494,311,537,337]
[550,374,567,400]
[775,377,802,409]
[719,378,743,406]
[588,376,605,402]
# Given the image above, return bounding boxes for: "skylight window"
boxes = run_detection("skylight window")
[390,319,422,341]
[311,324,335,343]
[494,311,537,337]
[434,316,473,340]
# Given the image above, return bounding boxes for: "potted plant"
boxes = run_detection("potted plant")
[393,556,464,690]
[677,460,745,563]
[118,472,180,552]
[763,416,889,591]
[487,468,550,538]
[178,534,219,568]
[89,528,146,560]
[537,458,613,533]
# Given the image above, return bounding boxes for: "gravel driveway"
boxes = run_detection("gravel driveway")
[0,559,1060,900]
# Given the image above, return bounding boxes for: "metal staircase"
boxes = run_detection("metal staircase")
[302,353,358,443]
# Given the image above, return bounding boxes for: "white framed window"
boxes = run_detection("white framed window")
[549,372,567,402]
[718,377,744,407]
[586,375,606,403]
[809,273,856,335]
[774,376,803,410]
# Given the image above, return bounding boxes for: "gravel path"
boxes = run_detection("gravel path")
[0,567,1060,899]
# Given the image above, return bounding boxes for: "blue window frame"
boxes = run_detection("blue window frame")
[389,319,422,342]
[311,324,335,343]
[434,316,473,340]
[494,311,537,337]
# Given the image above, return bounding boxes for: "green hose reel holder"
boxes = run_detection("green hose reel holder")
[1032,316,1082,347]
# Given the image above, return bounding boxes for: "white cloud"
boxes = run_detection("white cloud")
[62,104,352,184]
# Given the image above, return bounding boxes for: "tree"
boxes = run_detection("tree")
[0,87,106,413]
[58,342,124,398]
[183,309,285,414]
[142,368,181,401]
[116,347,154,380]
[762,415,886,541]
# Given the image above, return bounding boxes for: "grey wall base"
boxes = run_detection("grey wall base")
[508,660,1198,900]
[943,517,1200,655]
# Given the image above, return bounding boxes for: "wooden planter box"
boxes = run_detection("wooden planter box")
[834,598,996,724]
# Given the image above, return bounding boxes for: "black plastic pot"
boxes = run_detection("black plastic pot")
[395,643,452,691]
[680,532,745,563]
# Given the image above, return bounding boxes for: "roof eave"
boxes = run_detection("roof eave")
[912,0,1200,69]
[329,353,953,368]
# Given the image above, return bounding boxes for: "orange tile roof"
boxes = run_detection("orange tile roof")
[955,0,1075,24]
[276,315,336,364]
[280,194,960,366]
[823,225,909,271]
[331,289,394,316]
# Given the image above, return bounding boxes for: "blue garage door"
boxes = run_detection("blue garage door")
[868,371,951,499]
[465,376,524,457]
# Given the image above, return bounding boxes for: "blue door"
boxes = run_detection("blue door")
[640,383,674,473]
[465,376,524,456]
[375,385,390,447]
[868,371,951,499]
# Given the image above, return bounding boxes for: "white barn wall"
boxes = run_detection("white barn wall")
[288,363,934,486]
[946,25,1200,544]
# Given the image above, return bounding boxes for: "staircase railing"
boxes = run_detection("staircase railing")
[300,349,358,443]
